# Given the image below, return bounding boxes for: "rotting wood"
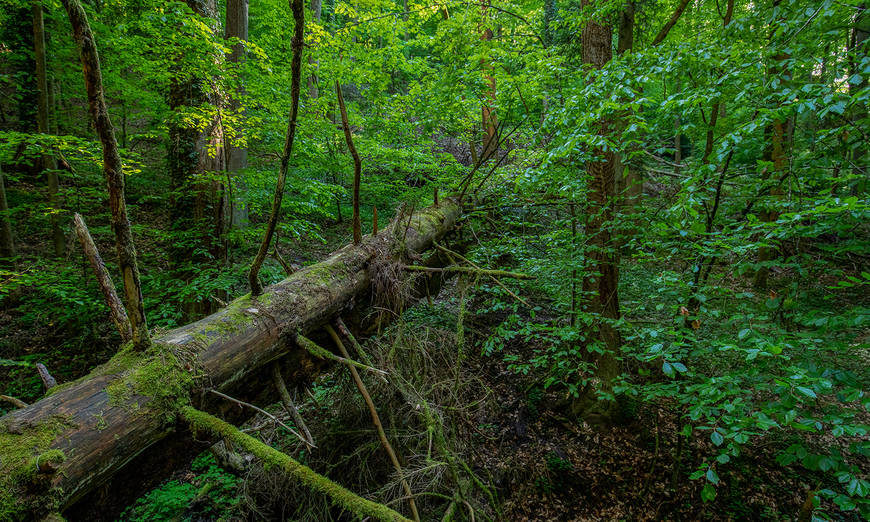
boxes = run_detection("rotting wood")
[73,213,132,342]
[0,199,460,520]
[36,363,56,390]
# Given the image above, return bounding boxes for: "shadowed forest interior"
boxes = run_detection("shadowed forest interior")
[0,0,868,520]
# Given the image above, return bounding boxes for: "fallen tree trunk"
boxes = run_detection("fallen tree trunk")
[0,200,461,521]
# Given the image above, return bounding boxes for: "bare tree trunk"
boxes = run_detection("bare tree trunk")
[33,0,65,257]
[336,81,362,244]
[615,1,641,216]
[169,0,225,317]
[575,0,620,417]
[754,0,789,289]
[307,0,321,98]
[248,0,305,295]
[226,0,249,228]
[0,163,15,263]
[61,0,150,350]
[479,0,498,161]
[850,2,868,194]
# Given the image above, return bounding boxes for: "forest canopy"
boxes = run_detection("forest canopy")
[0,0,868,520]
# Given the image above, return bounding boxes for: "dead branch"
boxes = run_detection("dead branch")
[73,213,132,342]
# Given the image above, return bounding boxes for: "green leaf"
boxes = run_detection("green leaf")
[711,430,724,446]
[701,483,717,502]
[706,468,720,485]
[796,386,817,399]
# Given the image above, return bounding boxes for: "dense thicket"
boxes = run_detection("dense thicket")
[0,0,868,520]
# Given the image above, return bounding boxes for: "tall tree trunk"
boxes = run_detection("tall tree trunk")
[575,0,620,417]
[479,0,498,161]
[248,0,305,296]
[226,0,249,228]
[615,0,641,217]
[61,0,150,350]
[308,0,321,98]
[0,163,15,264]
[169,0,223,317]
[850,2,868,194]
[33,0,65,257]
[753,0,789,289]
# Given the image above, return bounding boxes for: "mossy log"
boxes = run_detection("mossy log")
[0,200,461,521]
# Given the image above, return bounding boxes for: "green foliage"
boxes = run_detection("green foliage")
[119,453,242,522]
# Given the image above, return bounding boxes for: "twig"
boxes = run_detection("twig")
[334,317,376,368]
[271,364,314,446]
[296,334,387,376]
[207,388,314,448]
[433,244,530,306]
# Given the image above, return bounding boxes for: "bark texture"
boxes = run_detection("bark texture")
[578,2,621,412]
[0,200,461,520]
[336,81,362,244]
[226,0,249,227]
[61,0,149,350]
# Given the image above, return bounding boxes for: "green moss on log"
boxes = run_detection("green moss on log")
[0,415,74,520]
[181,406,411,522]
[105,342,194,422]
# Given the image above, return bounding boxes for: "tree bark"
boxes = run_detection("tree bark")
[0,200,461,520]
[169,0,225,319]
[248,0,305,295]
[0,163,15,263]
[73,213,133,342]
[479,0,498,161]
[33,0,65,257]
[61,0,150,350]
[576,0,621,415]
[336,81,362,244]
[754,0,789,289]
[226,0,249,227]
